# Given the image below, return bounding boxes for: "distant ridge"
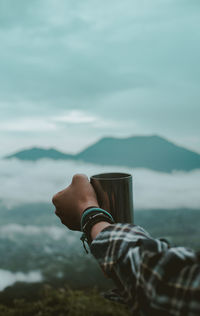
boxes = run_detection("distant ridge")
[5,135,200,172]
[5,147,74,161]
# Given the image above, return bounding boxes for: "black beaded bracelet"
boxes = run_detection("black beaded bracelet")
[81,207,114,230]
[83,213,114,243]
[80,208,115,253]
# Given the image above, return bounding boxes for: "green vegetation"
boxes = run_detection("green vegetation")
[0,285,130,316]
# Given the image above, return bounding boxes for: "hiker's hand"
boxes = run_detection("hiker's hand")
[52,174,99,231]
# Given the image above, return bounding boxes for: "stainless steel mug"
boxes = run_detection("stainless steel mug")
[90,172,134,224]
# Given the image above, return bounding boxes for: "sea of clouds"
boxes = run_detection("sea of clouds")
[0,224,72,241]
[0,158,200,290]
[0,158,200,210]
[0,270,43,291]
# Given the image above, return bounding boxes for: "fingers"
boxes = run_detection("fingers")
[51,173,97,230]
[54,209,60,216]
[72,173,89,185]
[55,209,64,224]
[52,186,67,207]
[52,191,62,207]
[52,174,89,205]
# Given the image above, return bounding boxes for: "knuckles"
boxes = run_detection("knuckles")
[52,193,60,206]
[72,173,88,184]
[52,190,64,206]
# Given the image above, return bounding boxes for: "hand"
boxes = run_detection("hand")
[52,174,99,231]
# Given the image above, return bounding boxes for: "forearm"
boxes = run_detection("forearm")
[90,223,200,315]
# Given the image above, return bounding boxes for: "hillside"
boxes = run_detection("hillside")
[0,285,130,316]
[5,135,200,172]
[0,203,199,315]
[77,135,200,172]
[5,147,74,161]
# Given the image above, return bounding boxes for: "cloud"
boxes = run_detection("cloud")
[0,224,81,250]
[0,110,113,132]
[0,0,199,105]
[0,0,200,155]
[0,158,199,210]
[0,224,67,240]
[54,110,98,124]
[134,169,200,209]
[0,269,42,291]
[0,118,57,132]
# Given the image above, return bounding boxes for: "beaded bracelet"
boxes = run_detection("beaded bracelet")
[81,207,114,231]
[80,207,115,253]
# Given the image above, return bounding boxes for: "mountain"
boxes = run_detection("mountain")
[5,147,74,161]
[77,135,200,172]
[5,135,200,172]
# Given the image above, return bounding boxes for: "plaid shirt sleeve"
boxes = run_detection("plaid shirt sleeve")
[90,224,200,316]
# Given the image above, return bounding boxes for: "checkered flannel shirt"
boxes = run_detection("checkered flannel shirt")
[90,224,200,316]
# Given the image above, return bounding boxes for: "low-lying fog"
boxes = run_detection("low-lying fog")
[0,158,200,210]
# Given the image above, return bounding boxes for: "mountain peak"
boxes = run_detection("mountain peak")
[77,135,200,172]
[4,135,200,172]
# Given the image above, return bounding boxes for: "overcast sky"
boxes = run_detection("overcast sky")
[0,0,200,156]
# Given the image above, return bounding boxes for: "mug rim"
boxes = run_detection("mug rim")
[90,172,132,180]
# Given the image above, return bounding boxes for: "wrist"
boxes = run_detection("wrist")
[77,203,99,228]
[78,202,99,220]
[80,208,114,247]
[91,221,111,240]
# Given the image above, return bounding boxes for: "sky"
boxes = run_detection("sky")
[0,0,200,156]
